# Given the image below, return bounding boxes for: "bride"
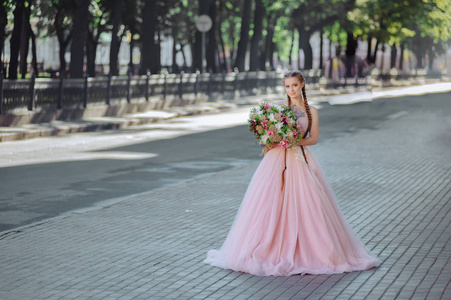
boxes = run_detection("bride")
[204,71,379,276]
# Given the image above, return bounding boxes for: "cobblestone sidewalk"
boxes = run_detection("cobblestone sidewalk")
[0,95,450,299]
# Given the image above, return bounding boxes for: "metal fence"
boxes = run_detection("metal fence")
[0,71,292,114]
[0,69,443,114]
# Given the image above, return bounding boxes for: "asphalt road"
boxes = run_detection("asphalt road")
[0,90,450,232]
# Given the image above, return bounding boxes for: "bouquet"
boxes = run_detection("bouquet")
[248,102,302,149]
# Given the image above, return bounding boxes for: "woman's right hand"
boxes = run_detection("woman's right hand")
[262,144,277,156]
[266,144,278,150]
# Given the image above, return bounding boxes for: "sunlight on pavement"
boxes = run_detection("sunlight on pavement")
[0,108,251,168]
[0,83,449,168]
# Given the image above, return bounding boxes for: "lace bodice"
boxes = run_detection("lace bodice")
[291,105,309,136]
[291,105,307,119]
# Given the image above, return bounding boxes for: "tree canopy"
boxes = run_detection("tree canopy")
[1,0,450,78]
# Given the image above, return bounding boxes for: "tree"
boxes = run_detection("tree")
[8,0,25,79]
[216,0,244,72]
[108,0,124,76]
[122,0,139,74]
[69,0,89,78]
[234,0,252,71]
[249,0,264,71]
[0,2,11,71]
[292,0,354,70]
[45,0,76,76]
[260,0,299,70]
[86,0,109,77]
[348,0,419,67]
[140,0,160,74]
[406,0,451,68]
[19,0,33,78]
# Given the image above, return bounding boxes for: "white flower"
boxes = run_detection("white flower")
[275,122,282,130]
[273,104,283,110]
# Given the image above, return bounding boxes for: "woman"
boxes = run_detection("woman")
[204,71,379,276]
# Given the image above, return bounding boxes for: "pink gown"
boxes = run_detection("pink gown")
[204,105,379,276]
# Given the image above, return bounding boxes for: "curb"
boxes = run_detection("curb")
[0,102,237,143]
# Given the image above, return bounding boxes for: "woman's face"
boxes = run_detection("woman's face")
[284,77,304,99]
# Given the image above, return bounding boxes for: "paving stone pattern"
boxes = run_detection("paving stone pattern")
[0,96,450,299]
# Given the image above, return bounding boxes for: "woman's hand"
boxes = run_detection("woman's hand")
[265,144,278,150]
[261,144,277,156]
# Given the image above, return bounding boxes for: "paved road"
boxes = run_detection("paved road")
[0,91,450,299]
[3,90,447,233]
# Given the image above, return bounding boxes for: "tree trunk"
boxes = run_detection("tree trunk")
[9,0,25,79]
[268,37,276,70]
[55,9,70,76]
[140,0,159,74]
[344,31,357,77]
[329,39,333,60]
[109,0,123,76]
[156,29,161,72]
[0,3,6,71]
[172,26,178,73]
[218,26,228,72]
[29,22,38,74]
[69,0,89,78]
[288,29,295,67]
[399,42,405,70]
[298,27,313,70]
[128,34,135,74]
[428,48,434,70]
[180,43,187,68]
[228,21,236,68]
[372,39,380,65]
[19,3,31,78]
[234,0,252,71]
[263,14,277,71]
[319,28,324,70]
[366,36,372,63]
[390,43,397,69]
[249,0,264,71]
[415,39,423,68]
[206,0,218,73]
[86,31,97,77]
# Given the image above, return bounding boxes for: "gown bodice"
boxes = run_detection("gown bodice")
[291,105,309,136]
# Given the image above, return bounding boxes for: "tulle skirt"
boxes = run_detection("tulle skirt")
[204,146,379,276]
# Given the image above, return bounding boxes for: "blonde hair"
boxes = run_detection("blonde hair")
[283,71,311,163]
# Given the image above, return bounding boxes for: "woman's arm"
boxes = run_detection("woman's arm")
[298,107,319,146]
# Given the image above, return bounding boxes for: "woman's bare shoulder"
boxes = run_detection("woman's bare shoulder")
[308,105,318,113]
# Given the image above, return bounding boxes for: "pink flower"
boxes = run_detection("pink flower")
[278,139,289,148]
[267,130,274,135]
[263,103,270,109]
